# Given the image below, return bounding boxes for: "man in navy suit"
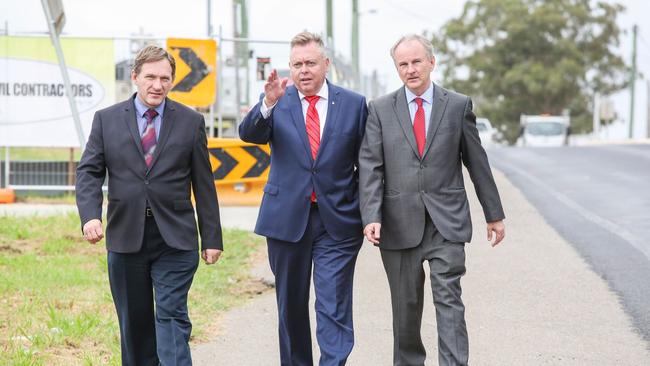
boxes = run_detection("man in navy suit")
[239,31,367,365]
[76,45,222,365]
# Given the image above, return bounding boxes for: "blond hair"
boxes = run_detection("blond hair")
[290,31,327,57]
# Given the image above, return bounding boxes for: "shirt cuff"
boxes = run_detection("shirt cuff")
[260,98,277,119]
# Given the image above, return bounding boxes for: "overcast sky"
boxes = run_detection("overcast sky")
[2,0,649,136]
[3,0,648,91]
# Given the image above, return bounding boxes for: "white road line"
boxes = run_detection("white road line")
[495,161,650,261]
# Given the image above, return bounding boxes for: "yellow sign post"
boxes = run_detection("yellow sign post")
[166,38,216,108]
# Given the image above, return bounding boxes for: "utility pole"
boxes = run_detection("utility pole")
[647,81,650,138]
[240,0,250,109]
[326,0,334,50]
[592,92,600,139]
[628,24,637,139]
[207,0,215,137]
[232,0,242,127]
[351,0,360,91]
[41,0,86,150]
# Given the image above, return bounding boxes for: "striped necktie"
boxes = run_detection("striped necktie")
[141,108,158,167]
[305,95,320,202]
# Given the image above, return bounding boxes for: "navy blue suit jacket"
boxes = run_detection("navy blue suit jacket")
[239,82,368,242]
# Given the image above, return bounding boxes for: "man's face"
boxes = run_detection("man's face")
[131,59,174,108]
[289,42,330,96]
[393,39,435,96]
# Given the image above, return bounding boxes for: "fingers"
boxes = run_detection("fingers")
[266,69,277,84]
[202,249,223,265]
[492,228,505,247]
[487,221,505,247]
[363,223,381,245]
[280,78,289,89]
[82,219,103,244]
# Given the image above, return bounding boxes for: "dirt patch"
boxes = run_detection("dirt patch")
[0,239,43,254]
[0,245,22,254]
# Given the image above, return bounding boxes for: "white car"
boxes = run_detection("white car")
[476,118,496,148]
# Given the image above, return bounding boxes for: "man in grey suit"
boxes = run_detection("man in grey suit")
[76,45,222,365]
[359,34,505,366]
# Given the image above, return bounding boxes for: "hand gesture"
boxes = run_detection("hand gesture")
[263,69,288,107]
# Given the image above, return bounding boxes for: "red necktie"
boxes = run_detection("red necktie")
[305,95,321,159]
[413,97,425,157]
[305,95,320,202]
[141,109,158,167]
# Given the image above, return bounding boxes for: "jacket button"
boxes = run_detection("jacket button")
[144,180,149,185]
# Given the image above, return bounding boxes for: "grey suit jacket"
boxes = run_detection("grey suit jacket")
[76,94,223,253]
[359,84,504,250]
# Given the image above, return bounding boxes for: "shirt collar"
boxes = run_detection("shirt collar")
[298,80,329,102]
[405,83,434,105]
[134,94,165,119]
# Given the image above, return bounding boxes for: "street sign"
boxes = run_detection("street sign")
[167,38,216,108]
[207,139,270,184]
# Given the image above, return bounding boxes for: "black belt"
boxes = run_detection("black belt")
[145,207,153,217]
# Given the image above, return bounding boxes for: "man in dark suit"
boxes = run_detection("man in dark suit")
[76,45,223,366]
[359,34,506,366]
[239,31,367,365]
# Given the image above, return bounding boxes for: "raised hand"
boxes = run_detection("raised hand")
[263,69,289,107]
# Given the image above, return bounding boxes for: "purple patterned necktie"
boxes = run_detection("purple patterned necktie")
[141,109,158,167]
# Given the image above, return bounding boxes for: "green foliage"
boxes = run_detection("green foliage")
[432,0,628,142]
[0,213,263,365]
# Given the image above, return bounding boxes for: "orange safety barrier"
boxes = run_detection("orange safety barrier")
[206,138,270,206]
[0,188,16,204]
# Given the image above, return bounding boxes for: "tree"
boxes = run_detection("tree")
[431,0,628,143]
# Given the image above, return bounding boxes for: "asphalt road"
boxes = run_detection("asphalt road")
[489,144,650,341]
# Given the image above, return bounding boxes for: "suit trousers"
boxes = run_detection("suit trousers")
[267,205,363,366]
[380,216,468,366]
[107,215,199,366]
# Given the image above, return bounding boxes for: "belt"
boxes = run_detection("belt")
[145,207,153,217]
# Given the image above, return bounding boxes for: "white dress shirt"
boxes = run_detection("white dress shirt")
[260,81,329,137]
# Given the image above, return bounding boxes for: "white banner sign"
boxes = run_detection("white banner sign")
[0,36,115,148]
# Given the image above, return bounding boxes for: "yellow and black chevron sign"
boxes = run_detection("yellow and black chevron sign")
[207,138,270,184]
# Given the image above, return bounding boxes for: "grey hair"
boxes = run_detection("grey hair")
[290,31,327,58]
[390,34,435,61]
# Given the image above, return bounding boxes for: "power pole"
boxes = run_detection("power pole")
[232,0,241,126]
[207,0,215,137]
[351,0,360,91]
[628,24,637,139]
[647,81,650,138]
[240,0,250,109]
[326,0,334,51]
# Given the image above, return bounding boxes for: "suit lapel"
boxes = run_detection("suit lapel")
[422,84,449,158]
[146,98,176,173]
[315,83,340,163]
[123,96,146,164]
[393,87,420,159]
[287,87,313,163]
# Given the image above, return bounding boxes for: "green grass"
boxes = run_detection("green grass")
[0,212,264,365]
[5,147,81,161]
